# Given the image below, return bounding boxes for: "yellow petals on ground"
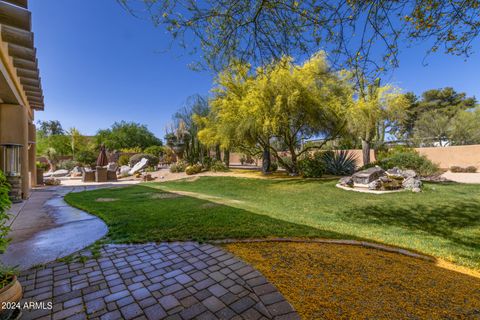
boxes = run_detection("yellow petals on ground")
[224,242,480,320]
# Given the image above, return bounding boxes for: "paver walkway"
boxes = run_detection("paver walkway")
[20,242,298,320]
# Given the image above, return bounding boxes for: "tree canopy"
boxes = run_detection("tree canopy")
[95,121,162,150]
[199,52,352,174]
[119,0,480,76]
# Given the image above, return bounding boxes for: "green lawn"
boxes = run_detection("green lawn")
[65,176,480,269]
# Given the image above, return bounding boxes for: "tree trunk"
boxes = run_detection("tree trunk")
[289,151,299,176]
[262,146,271,174]
[362,139,371,166]
[223,149,230,167]
[215,145,222,161]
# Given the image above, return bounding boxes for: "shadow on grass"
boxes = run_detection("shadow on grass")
[340,200,480,250]
[65,185,357,244]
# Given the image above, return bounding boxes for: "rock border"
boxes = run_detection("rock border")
[212,238,434,262]
[335,183,406,194]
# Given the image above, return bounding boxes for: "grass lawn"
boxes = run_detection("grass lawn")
[65,176,480,269]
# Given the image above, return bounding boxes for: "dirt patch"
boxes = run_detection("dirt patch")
[95,198,119,202]
[150,193,184,200]
[225,242,480,320]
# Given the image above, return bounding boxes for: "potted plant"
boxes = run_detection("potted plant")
[0,171,22,319]
[36,161,48,185]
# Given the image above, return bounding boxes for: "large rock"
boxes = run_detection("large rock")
[387,167,417,179]
[339,176,354,187]
[119,165,131,177]
[128,158,149,175]
[352,167,385,185]
[52,169,69,177]
[402,177,422,190]
[70,166,83,177]
[368,179,382,190]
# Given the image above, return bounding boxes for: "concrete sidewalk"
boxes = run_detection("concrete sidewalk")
[1,186,109,270]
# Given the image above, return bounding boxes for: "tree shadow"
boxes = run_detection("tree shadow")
[339,200,480,250]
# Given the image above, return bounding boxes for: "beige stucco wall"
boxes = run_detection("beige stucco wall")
[229,145,480,169]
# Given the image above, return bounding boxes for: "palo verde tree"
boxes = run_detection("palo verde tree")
[119,0,480,78]
[347,78,409,165]
[200,52,352,175]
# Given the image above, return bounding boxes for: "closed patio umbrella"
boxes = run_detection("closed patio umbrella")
[96,145,109,167]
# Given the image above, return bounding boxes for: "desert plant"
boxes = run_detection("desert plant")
[57,159,77,171]
[298,153,325,178]
[0,265,17,290]
[0,170,11,254]
[185,164,203,175]
[74,150,97,167]
[210,160,229,172]
[202,156,213,170]
[129,154,160,168]
[118,155,130,166]
[322,150,357,176]
[144,145,164,157]
[44,147,58,171]
[450,165,477,173]
[170,160,187,173]
[36,161,49,171]
[376,147,439,176]
[270,162,278,172]
[162,148,176,165]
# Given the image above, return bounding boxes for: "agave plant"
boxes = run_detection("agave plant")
[322,150,357,176]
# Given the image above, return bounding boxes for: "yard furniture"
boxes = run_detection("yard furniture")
[95,166,108,182]
[82,168,95,182]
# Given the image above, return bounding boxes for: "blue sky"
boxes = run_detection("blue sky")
[31,0,480,138]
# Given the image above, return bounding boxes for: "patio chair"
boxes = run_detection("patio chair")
[82,168,95,182]
[95,166,108,182]
[107,170,117,182]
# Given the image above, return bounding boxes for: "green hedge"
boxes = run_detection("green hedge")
[0,171,11,253]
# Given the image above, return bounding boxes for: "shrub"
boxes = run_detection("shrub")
[322,150,357,176]
[298,153,325,178]
[270,162,278,172]
[376,147,439,176]
[144,145,164,157]
[466,166,478,173]
[451,166,477,173]
[36,161,49,171]
[161,148,176,165]
[0,170,11,254]
[202,156,213,170]
[170,161,187,173]
[118,154,130,166]
[74,150,97,167]
[211,160,229,172]
[185,164,203,175]
[57,159,77,171]
[278,156,293,170]
[120,147,143,153]
[129,154,159,168]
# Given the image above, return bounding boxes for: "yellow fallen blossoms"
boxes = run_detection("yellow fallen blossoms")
[224,242,480,320]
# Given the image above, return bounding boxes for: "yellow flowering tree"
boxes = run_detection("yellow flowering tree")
[348,78,409,165]
[199,52,352,175]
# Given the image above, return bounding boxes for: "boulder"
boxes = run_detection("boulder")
[129,158,149,175]
[107,162,118,171]
[119,165,131,177]
[339,176,354,187]
[412,187,421,193]
[368,179,382,190]
[52,169,69,177]
[70,166,83,177]
[402,177,422,190]
[352,167,385,185]
[387,167,417,179]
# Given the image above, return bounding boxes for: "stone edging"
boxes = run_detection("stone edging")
[211,238,434,261]
[335,183,406,194]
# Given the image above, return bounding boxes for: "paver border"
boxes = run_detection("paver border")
[211,238,435,261]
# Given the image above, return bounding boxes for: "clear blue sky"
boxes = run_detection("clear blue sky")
[31,0,480,138]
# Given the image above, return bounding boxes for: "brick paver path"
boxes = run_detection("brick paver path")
[19,242,299,320]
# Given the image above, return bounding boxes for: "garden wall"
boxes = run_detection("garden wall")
[229,144,480,169]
